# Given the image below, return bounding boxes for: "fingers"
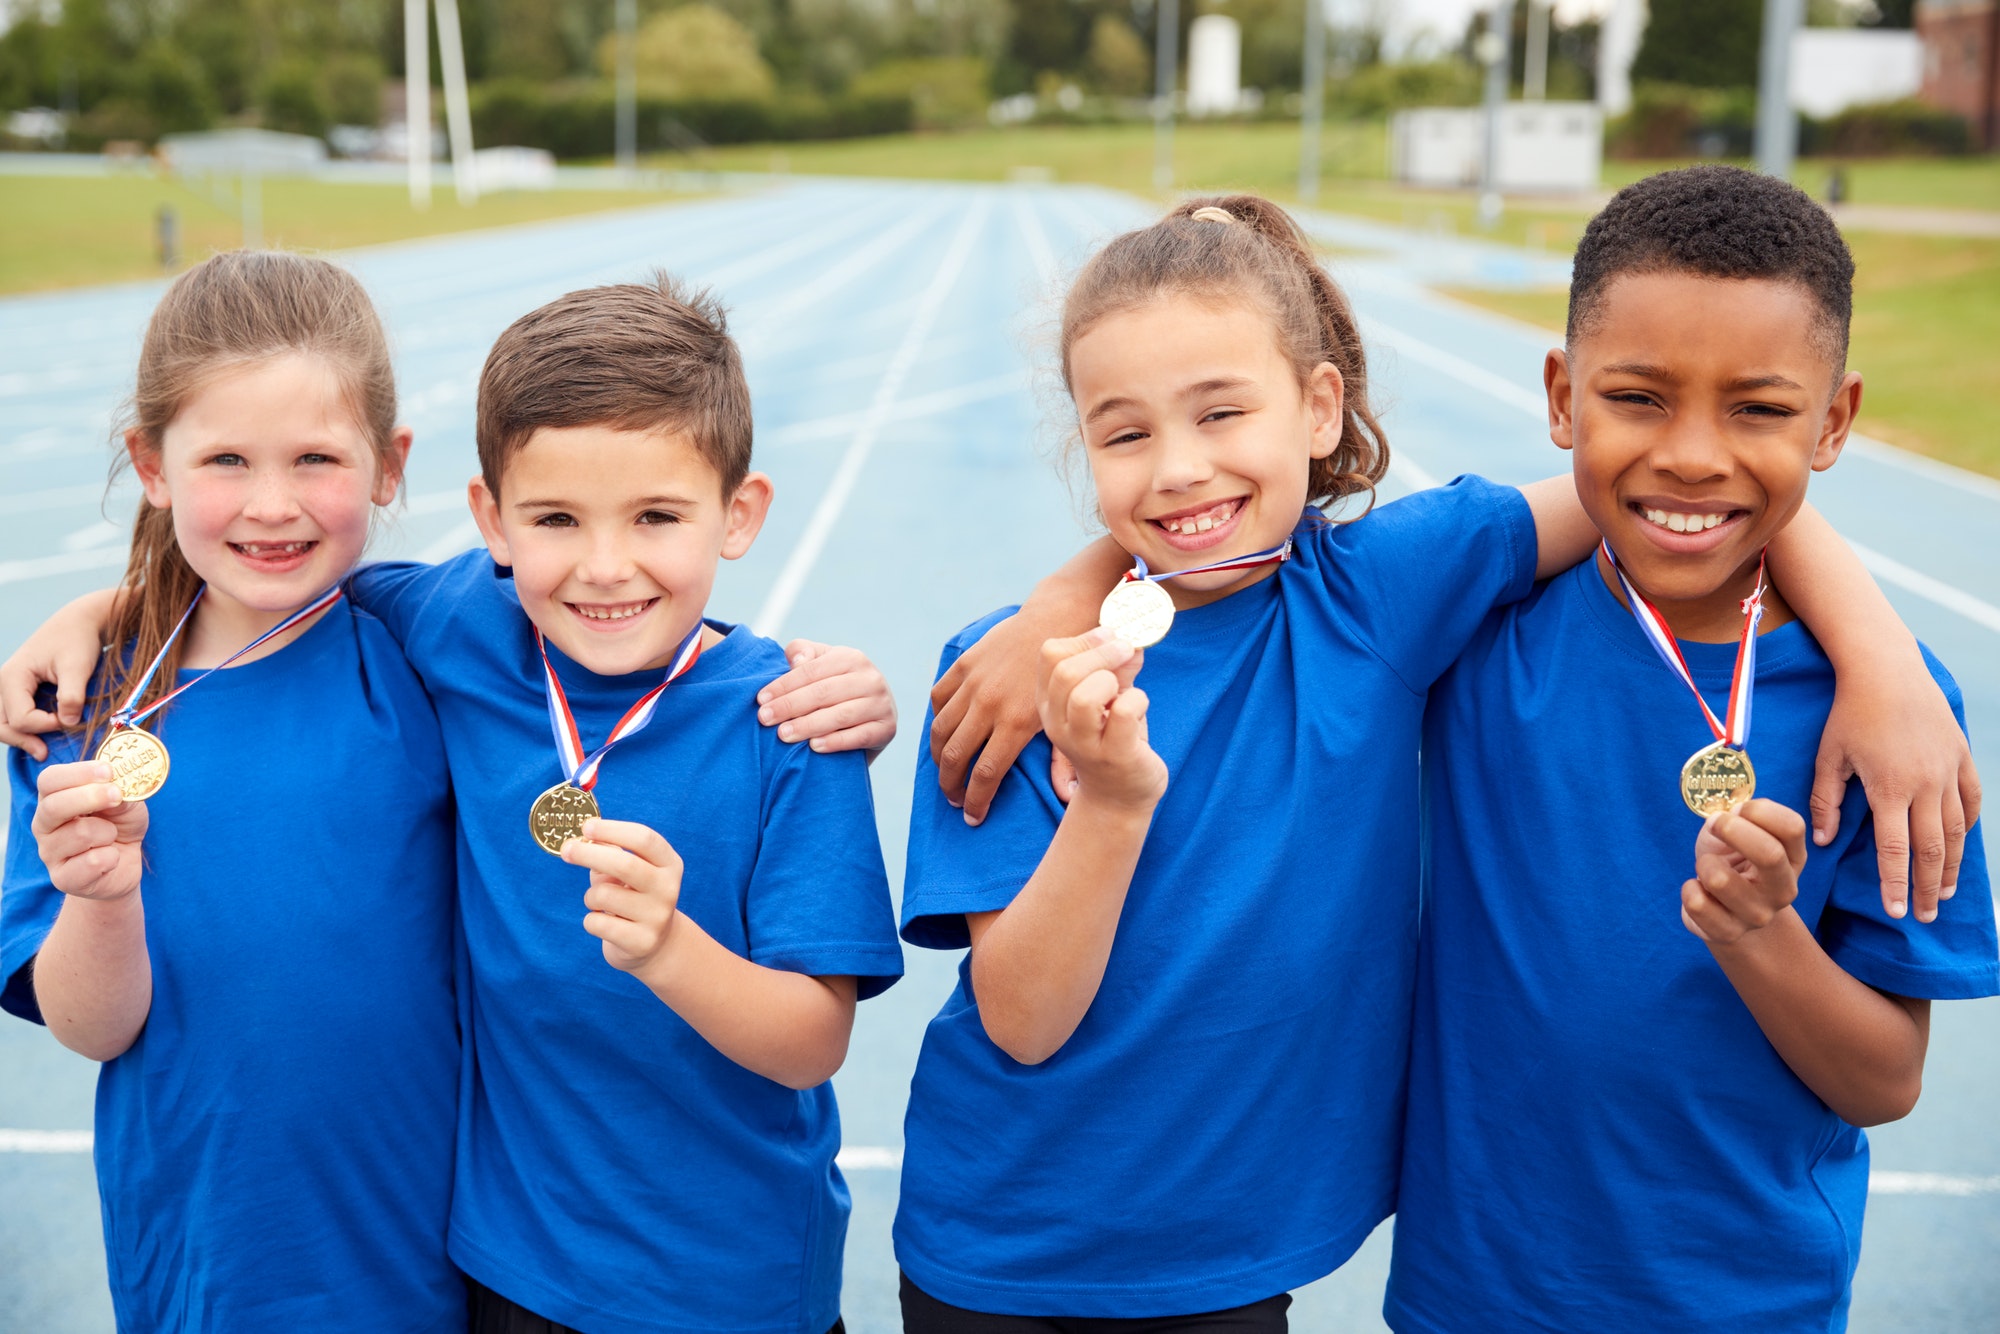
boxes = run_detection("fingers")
[959,718,1034,825]
[1871,800,1913,921]
[560,819,681,886]
[1958,751,1983,841]
[0,720,49,761]
[769,694,892,746]
[804,722,898,755]
[53,644,94,729]
[1939,780,1966,903]
[1734,799,1808,872]
[927,656,972,767]
[1807,745,1852,847]
[1050,747,1078,804]
[30,765,126,837]
[1905,784,1947,925]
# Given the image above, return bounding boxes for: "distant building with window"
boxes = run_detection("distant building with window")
[1917,0,2000,148]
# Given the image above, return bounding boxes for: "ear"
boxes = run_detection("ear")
[371,426,415,507]
[1305,361,1346,461]
[1812,371,1862,472]
[128,430,171,509]
[467,474,512,568]
[1545,349,1576,452]
[720,472,774,561]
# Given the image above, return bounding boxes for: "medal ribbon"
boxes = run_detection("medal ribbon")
[1601,540,1766,746]
[111,582,346,731]
[538,620,704,792]
[1125,536,1294,586]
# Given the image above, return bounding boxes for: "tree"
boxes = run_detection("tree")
[1629,0,1761,90]
[598,5,778,100]
[1087,13,1148,95]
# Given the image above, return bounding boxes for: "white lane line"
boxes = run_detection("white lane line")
[1014,192,1058,289]
[1849,539,2000,635]
[753,196,992,640]
[1870,1171,2000,1196]
[737,203,951,355]
[1361,312,2000,637]
[60,519,124,552]
[761,372,1028,448]
[835,1145,903,1171]
[0,546,130,587]
[1845,433,2000,507]
[1363,317,1548,421]
[0,1129,93,1153]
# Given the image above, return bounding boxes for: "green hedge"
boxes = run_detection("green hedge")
[470,80,911,157]
[1612,83,1971,160]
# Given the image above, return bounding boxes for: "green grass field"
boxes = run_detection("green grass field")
[1605,156,2000,213]
[0,172,697,295]
[1443,229,2000,478]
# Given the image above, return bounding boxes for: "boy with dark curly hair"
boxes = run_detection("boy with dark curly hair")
[1383,165,1999,1332]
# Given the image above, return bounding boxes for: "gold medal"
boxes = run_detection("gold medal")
[529,782,600,855]
[1099,578,1176,648]
[95,726,170,802]
[1680,739,1755,817]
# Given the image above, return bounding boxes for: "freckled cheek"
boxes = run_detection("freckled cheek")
[167,484,251,551]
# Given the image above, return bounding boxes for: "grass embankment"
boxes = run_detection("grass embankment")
[0,173,694,295]
[1443,231,2000,478]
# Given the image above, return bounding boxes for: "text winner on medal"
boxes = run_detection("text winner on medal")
[1601,540,1768,818]
[531,619,705,855]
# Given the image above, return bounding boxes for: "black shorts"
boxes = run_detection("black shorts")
[466,1277,847,1334]
[899,1273,1291,1334]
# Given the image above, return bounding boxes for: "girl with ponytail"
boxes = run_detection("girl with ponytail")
[1,251,464,1330]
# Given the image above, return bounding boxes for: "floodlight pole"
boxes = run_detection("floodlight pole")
[404,0,431,209]
[1153,0,1178,191]
[1523,0,1548,100]
[1298,0,1325,202]
[616,0,637,174]
[1755,0,1802,180]
[435,0,478,203]
[1477,0,1513,227]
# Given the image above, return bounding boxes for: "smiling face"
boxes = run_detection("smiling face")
[134,354,403,640]
[469,423,773,676]
[1549,271,1861,639]
[1068,293,1342,608]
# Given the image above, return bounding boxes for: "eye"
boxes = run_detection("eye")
[1604,391,1658,408]
[298,452,339,466]
[1199,408,1244,425]
[637,510,681,526]
[1102,428,1147,447]
[531,512,577,528]
[1738,403,1795,419]
[206,452,247,467]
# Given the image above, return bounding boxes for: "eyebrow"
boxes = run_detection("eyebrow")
[511,494,699,511]
[1597,362,1807,393]
[1081,376,1259,426]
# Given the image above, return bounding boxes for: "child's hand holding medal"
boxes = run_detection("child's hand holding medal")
[1035,628,1168,813]
[30,760,150,902]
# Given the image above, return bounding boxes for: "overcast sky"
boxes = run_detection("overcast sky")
[1347,0,1614,53]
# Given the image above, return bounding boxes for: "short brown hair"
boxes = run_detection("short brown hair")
[476,274,753,499]
[1060,194,1388,514]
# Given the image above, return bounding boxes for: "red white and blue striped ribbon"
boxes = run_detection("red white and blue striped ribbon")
[538,620,705,791]
[113,582,346,730]
[1601,539,1766,746]
[1126,536,1294,586]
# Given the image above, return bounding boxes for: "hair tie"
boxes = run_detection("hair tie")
[1189,206,1237,225]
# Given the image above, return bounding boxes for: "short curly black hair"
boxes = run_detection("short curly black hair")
[1567,164,1854,371]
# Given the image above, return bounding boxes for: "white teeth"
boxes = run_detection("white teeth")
[1195,515,1214,532]
[1641,508,1727,534]
[576,603,648,621]
[1160,501,1237,535]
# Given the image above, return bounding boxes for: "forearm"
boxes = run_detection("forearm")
[1768,503,1923,678]
[1708,911,1929,1125]
[633,917,857,1089]
[1023,536,1131,625]
[35,892,152,1061]
[1520,474,1599,579]
[968,795,1154,1064]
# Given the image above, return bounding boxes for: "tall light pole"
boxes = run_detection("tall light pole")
[1477,0,1514,228]
[616,0,637,174]
[1153,0,1178,191]
[1755,0,1802,179]
[1523,0,1548,101]
[404,0,430,209]
[435,0,478,203]
[1298,0,1325,202]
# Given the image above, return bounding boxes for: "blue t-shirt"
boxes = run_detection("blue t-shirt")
[0,601,463,1333]
[895,477,1536,1318]
[349,552,904,1334]
[1386,557,2000,1334]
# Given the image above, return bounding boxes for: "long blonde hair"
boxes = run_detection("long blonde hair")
[84,251,399,743]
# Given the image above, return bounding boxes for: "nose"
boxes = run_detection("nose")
[1151,422,1216,494]
[242,466,303,524]
[1648,413,1733,487]
[577,527,637,588]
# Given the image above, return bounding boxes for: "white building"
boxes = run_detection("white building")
[1187,15,1243,116]
[1790,28,1924,116]
[1391,102,1603,193]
